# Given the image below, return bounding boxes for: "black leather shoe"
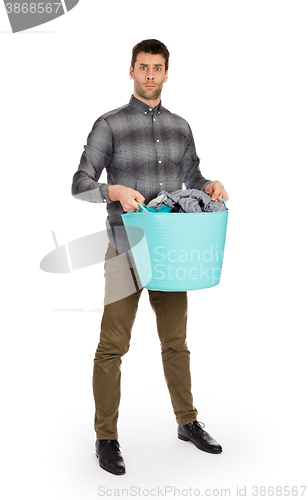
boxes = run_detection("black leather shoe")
[178,421,223,454]
[95,439,126,475]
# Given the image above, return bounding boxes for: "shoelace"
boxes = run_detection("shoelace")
[102,439,121,451]
[193,421,206,434]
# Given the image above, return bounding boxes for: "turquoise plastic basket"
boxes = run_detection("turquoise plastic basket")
[121,200,228,291]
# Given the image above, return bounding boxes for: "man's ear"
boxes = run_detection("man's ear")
[164,70,168,83]
[129,66,134,80]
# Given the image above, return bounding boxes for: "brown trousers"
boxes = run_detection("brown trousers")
[92,243,197,439]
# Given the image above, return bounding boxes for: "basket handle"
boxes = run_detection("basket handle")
[222,197,227,208]
[136,201,150,212]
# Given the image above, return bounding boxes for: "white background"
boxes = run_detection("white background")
[1,1,307,499]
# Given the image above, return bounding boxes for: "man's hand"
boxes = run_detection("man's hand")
[204,181,229,203]
[107,185,145,212]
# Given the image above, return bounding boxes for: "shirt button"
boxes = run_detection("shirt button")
[157,139,160,142]
[159,160,162,163]
[158,111,160,114]
[149,108,152,111]
[159,183,163,186]
[153,118,156,121]
[144,112,147,114]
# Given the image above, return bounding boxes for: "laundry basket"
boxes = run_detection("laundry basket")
[121,200,228,291]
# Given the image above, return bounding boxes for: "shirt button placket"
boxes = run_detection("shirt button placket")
[156,136,162,165]
[153,109,163,188]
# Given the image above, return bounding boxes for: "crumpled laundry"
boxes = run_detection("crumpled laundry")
[147,189,226,213]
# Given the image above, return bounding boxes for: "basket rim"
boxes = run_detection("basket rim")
[122,209,228,218]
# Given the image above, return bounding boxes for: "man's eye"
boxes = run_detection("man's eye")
[155,67,161,71]
[140,66,146,70]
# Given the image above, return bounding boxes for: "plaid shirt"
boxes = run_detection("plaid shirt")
[72,95,211,252]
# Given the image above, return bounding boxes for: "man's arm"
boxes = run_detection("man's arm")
[71,117,114,203]
[182,126,212,192]
[182,125,229,203]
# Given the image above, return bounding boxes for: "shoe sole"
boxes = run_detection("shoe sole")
[178,434,223,454]
[95,452,126,475]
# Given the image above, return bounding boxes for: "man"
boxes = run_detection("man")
[72,39,229,475]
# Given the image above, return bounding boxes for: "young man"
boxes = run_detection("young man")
[72,39,228,475]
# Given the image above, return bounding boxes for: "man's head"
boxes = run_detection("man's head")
[131,39,170,71]
[129,39,169,107]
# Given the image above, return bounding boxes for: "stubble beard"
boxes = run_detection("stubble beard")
[134,80,163,103]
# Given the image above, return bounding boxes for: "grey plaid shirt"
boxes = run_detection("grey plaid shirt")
[72,95,211,253]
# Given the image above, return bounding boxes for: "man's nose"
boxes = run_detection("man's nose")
[146,71,154,80]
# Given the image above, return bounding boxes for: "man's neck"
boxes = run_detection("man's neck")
[133,92,161,109]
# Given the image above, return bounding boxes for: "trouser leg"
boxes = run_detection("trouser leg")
[148,290,198,425]
[92,244,142,439]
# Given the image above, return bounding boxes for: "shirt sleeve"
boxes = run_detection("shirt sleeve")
[71,117,113,203]
[182,125,212,192]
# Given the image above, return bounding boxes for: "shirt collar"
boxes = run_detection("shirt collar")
[129,95,163,116]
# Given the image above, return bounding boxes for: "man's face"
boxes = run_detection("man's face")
[129,51,168,103]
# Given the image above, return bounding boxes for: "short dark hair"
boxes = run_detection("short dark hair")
[131,39,170,71]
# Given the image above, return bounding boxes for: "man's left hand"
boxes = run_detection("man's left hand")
[204,181,229,203]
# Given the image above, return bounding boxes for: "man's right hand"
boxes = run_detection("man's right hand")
[107,185,145,212]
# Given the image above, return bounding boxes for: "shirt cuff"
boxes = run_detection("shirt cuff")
[99,183,112,203]
[201,180,213,192]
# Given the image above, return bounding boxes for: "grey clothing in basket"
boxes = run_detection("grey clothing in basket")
[148,189,226,213]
